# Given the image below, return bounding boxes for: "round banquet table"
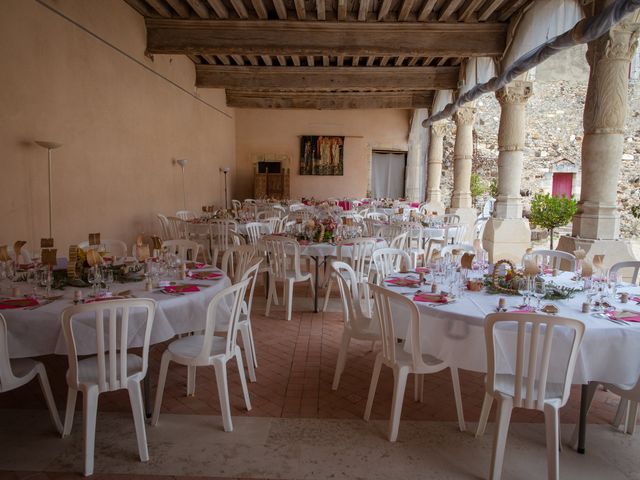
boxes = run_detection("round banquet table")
[383,271,640,453]
[2,266,231,359]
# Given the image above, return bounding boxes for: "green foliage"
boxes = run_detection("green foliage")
[632,204,640,220]
[470,173,488,200]
[489,178,498,199]
[529,193,578,231]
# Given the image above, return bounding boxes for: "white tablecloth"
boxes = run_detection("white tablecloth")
[3,268,231,358]
[299,238,387,259]
[384,272,640,388]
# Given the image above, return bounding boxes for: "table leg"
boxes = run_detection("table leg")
[578,384,588,454]
[144,372,152,418]
[313,256,320,313]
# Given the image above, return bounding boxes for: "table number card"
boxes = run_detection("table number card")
[41,248,57,266]
[40,238,54,248]
[460,253,475,270]
[88,233,101,246]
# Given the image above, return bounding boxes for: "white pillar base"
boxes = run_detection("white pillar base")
[446,207,477,243]
[556,236,638,280]
[482,217,531,264]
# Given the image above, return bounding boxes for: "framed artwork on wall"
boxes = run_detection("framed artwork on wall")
[299,135,344,175]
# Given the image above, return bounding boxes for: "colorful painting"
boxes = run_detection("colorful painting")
[300,136,344,176]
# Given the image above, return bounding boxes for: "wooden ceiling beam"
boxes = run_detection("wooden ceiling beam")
[438,0,464,21]
[226,90,435,109]
[166,0,190,18]
[394,55,405,66]
[185,0,211,17]
[498,0,530,21]
[358,0,370,21]
[277,55,287,65]
[458,0,486,21]
[337,0,347,20]
[251,0,269,18]
[124,0,156,17]
[417,0,437,21]
[478,0,506,21]
[291,55,301,66]
[378,0,392,20]
[261,54,273,65]
[294,0,306,19]
[398,0,415,21]
[273,0,288,19]
[316,0,326,20]
[230,0,249,18]
[144,0,173,17]
[202,53,217,63]
[206,0,229,18]
[146,19,508,57]
[196,65,460,89]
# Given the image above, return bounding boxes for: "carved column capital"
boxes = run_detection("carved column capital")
[431,120,448,138]
[453,106,476,126]
[495,80,533,106]
[584,13,640,135]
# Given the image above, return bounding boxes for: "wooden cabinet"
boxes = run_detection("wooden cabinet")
[253,171,290,199]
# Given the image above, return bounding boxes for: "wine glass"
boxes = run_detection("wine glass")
[517,277,531,309]
[40,268,52,299]
[27,268,39,298]
[608,271,620,301]
[103,269,114,293]
[532,279,546,310]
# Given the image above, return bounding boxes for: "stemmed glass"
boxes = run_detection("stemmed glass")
[40,268,52,299]
[87,266,102,297]
[532,279,546,310]
[27,268,39,298]
[517,277,532,309]
[103,269,114,293]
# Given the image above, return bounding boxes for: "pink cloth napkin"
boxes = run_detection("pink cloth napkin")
[631,296,640,303]
[609,311,640,322]
[386,277,420,287]
[413,293,449,304]
[188,271,222,280]
[410,202,420,208]
[510,309,534,313]
[186,262,206,269]
[163,284,200,294]
[416,267,430,273]
[0,298,39,309]
[337,200,351,211]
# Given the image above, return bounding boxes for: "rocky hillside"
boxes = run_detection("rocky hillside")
[440,80,640,239]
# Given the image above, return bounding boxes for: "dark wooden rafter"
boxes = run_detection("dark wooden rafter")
[316,0,326,20]
[418,0,438,21]
[206,0,229,18]
[146,19,508,57]
[166,0,190,18]
[273,0,288,19]
[197,65,460,89]
[478,0,506,21]
[186,0,211,17]
[226,90,434,109]
[251,0,269,18]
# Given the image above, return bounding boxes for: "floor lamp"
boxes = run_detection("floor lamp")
[35,141,62,239]
[220,167,230,210]
[177,159,188,211]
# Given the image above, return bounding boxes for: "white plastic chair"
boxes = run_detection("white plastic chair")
[322,237,377,312]
[157,214,171,240]
[176,210,198,221]
[166,216,188,239]
[366,211,389,222]
[476,313,585,480]
[363,217,382,237]
[244,222,263,245]
[363,283,466,441]
[262,236,314,321]
[209,219,240,266]
[220,245,258,283]
[232,199,242,212]
[236,259,263,381]
[331,262,379,390]
[61,298,157,476]
[161,239,201,262]
[0,313,62,434]
[152,280,251,432]
[609,260,640,284]
[440,243,475,258]
[525,249,577,272]
[371,248,411,285]
[77,239,128,257]
[263,216,283,234]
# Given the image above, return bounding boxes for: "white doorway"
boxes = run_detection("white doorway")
[370,151,406,198]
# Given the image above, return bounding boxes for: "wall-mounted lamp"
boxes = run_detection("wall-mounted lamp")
[220,167,230,210]
[34,140,63,238]
[176,159,188,210]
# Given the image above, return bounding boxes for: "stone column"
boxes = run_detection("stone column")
[558,10,640,268]
[483,80,533,263]
[425,121,447,214]
[447,105,477,240]
[405,109,429,202]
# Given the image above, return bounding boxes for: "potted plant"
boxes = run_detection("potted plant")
[529,193,578,249]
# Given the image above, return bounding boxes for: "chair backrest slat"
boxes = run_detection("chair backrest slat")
[485,313,585,411]
[371,248,411,284]
[0,314,18,390]
[609,260,640,284]
[61,299,156,393]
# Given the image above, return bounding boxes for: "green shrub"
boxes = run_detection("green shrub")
[529,193,578,249]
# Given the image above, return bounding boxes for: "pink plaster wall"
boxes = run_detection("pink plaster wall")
[0,0,236,252]
[234,109,411,200]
